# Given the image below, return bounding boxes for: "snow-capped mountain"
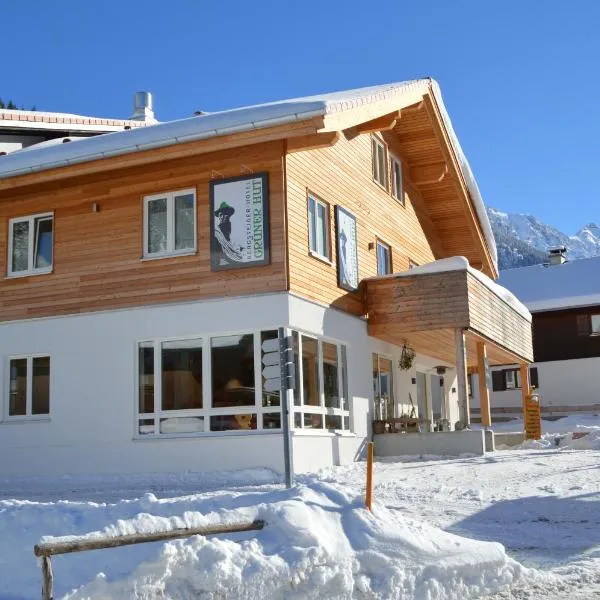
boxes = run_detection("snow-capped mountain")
[487,207,600,270]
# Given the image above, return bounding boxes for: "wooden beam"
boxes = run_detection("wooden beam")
[477,341,491,427]
[519,362,530,426]
[353,111,402,135]
[402,100,425,113]
[455,328,470,427]
[409,162,448,186]
[286,131,339,153]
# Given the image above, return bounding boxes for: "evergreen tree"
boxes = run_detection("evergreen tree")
[0,98,4,109]
[7,100,16,109]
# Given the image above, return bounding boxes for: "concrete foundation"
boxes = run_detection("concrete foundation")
[494,432,526,447]
[374,430,486,457]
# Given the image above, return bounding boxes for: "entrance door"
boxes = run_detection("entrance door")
[430,374,444,427]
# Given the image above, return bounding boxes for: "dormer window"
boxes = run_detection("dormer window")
[371,136,388,190]
[8,213,53,277]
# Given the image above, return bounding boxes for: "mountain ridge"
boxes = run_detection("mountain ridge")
[487,207,600,270]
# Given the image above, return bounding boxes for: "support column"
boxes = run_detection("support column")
[477,342,491,428]
[454,328,470,428]
[520,362,530,429]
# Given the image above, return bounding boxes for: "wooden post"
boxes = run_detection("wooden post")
[454,328,470,428]
[41,556,53,600]
[520,363,530,429]
[365,442,374,511]
[477,342,491,428]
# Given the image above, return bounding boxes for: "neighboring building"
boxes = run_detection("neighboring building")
[0,80,533,477]
[0,92,155,155]
[471,249,600,419]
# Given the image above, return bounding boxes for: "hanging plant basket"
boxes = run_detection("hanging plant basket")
[399,342,416,371]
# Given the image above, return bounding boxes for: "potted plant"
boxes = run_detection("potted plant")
[399,343,416,371]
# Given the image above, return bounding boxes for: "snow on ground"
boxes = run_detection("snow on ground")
[2,420,600,598]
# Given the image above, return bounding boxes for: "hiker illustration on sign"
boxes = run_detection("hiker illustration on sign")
[210,173,270,270]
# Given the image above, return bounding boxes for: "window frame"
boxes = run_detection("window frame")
[135,328,352,438]
[591,314,600,336]
[307,192,331,262]
[142,188,197,259]
[376,240,392,275]
[390,153,404,204]
[371,135,389,191]
[7,212,54,278]
[4,353,51,422]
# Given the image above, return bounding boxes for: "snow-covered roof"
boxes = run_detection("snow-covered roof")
[0,108,148,133]
[371,256,531,321]
[0,80,497,268]
[498,256,600,312]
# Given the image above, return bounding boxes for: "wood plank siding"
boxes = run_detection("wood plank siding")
[365,269,533,364]
[0,141,287,321]
[285,131,443,315]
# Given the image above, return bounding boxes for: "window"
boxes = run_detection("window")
[143,189,196,258]
[491,367,538,391]
[8,213,53,276]
[591,314,600,335]
[136,330,281,436]
[376,241,392,275]
[373,354,394,420]
[505,369,521,390]
[390,154,403,204]
[307,194,330,260]
[6,356,50,419]
[371,136,388,189]
[293,335,350,432]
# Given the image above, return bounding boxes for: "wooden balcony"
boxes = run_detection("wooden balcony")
[364,263,533,366]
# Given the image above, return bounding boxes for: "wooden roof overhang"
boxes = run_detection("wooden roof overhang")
[364,268,533,367]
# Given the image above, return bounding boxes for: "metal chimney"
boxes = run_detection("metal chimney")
[547,246,567,266]
[130,92,156,122]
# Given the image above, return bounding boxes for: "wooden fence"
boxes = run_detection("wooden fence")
[34,520,265,600]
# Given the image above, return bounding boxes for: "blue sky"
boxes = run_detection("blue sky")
[3,0,598,233]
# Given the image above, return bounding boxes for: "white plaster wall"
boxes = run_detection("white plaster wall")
[472,358,600,412]
[292,434,366,472]
[374,430,485,457]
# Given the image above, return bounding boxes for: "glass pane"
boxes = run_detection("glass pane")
[323,342,339,408]
[212,334,255,408]
[377,243,390,275]
[138,418,155,435]
[210,414,256,431]
[32,357,50,415]
[9,359,27,416]
[303,413,323,429]
[341,345,349,411]
[294,412,302,428]
[174,193,195,250]
[161,339,203,410]
[302,336,320,406]
[326,415,342,430]
[292,331,301,406]
[138,342,154,413]
[343,416,350,430]
[308,198,317,253]
[160,416,205,434]
[261,330,280,407]
[317,203,327,257]
[263,412,281,429]
[11,221,29,273]
[34,217,53,269]
[377,145,386,186]
[147,198,168,254]
[379,357,394,419]
[592,315,600,334]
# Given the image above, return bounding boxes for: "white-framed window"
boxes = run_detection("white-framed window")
[591,314,600,335]
[371,135,388,190]
[307,193,330,260]
[390,154,404,204]
[8,213,53,277]
[376,240,392,275]
[373,353,394,420]
[5,355,50,420]
[143,188,196,258]
[505,369,521,390]
[292,332,351,432]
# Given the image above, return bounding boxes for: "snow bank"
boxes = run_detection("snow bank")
[0,478,527,599]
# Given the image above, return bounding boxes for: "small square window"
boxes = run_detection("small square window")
[376,241,392,275]
[307,194,330,260]
[144,189,196,258]
[7,355,50,419]
[8,213,53,277]
[390,154,404,204]
[372,136,388,190]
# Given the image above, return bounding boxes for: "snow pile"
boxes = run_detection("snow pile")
[0,480,527,599]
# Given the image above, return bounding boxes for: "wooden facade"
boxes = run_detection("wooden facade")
[365,269,533,365]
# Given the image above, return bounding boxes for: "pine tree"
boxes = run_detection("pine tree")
[0,99,4,109]
[7,100,16,110]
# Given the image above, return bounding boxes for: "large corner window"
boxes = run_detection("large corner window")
[7,355,50,419]
[390,154,404,204]
[376,240,392,275]
[143,189,196,258]
[8,213,53,277]
[371,136,388,190]
[307,193,330,260]
[294,334,350,432]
